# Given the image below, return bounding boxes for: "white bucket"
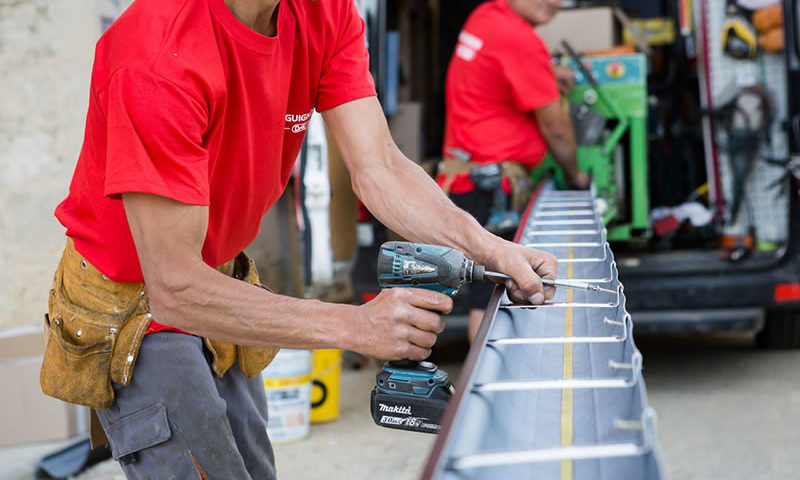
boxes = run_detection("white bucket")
[262,349,312,443]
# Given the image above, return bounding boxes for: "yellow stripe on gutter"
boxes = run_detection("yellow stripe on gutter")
[560,246,575,480]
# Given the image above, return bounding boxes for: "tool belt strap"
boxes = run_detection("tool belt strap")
[437,157,481,196]
[437,158,532,211]
[500,161,536,213]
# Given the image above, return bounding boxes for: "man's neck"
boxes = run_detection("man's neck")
[224,0,281,36]
[505,0,539,27]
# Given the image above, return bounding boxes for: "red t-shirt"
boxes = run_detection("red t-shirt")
[438,0,559,194]
[55,0,375,333]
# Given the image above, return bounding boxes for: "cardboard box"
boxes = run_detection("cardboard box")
[536,7,618,54]
[0,326,84,447]
[249,189,303,297]
[327,127,358,263]
[388,102,423,164]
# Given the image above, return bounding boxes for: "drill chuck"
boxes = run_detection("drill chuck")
[471,264,485,282]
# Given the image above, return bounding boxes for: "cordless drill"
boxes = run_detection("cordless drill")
[369,242,615,433]
[369,241,495,434]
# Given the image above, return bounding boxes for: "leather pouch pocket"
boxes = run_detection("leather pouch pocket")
[40,289,118,409]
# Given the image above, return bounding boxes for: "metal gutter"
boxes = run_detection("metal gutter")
[420,182,665,480]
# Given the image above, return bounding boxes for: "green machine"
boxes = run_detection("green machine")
[534,49,650,241]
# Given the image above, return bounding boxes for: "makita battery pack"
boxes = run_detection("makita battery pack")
[369,361,455,434]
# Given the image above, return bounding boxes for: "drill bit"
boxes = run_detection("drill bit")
[483,270,616,294]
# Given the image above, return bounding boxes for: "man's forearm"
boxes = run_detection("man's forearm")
[323,97,505,266]
[535,100,580,179]
[324,97,558,306]
[350,148,503,266]
[146,256,355,350]
[124,185,450,362]
[543,127,579,177]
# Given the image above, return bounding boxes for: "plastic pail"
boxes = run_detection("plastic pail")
[310,349,342,423]
[262,349,312,442]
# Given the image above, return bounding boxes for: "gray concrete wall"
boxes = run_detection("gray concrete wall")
[0,0,130,329]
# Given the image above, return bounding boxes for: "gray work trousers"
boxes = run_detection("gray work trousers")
[95,332,277,480]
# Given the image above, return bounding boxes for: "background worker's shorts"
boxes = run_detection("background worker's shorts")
[450,190,500,311]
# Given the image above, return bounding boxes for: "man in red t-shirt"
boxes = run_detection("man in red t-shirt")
[440,0,589,340]
[42,0,559,477]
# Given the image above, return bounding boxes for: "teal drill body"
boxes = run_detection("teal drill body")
[370,241,471,433]
[376,241,482,295]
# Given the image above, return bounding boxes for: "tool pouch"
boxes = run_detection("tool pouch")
[40,303,116,409]
[41,240,148,409]
[500,162,535,213]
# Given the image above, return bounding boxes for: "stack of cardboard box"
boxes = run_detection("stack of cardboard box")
[0,325,84,447]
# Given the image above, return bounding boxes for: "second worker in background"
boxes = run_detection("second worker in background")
[438,0,590,340]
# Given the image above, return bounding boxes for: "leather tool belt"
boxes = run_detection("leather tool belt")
[40,238,279,410]
[437,157,535,212]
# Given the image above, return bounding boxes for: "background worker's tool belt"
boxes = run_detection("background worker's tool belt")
[40,239,278,410]
[437,157,535,212]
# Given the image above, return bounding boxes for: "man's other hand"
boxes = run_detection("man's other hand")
[486,242,558,305]
[553,65,575,96]
[355,288,452,361]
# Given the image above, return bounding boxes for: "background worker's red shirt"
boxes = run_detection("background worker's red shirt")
[55,0,375,333]
[439,0,559,194]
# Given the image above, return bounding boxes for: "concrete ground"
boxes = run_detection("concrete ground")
[2,331,799,480]
[638,332,800,480]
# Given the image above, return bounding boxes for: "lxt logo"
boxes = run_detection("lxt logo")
[285,109,313,134]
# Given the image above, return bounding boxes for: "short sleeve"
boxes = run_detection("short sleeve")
[315,0,377,112]
[103,68,210,205]
[495,30,559,112]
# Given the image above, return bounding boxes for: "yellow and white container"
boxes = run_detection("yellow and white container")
[310,349,342,423]
[262,349,312,442]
